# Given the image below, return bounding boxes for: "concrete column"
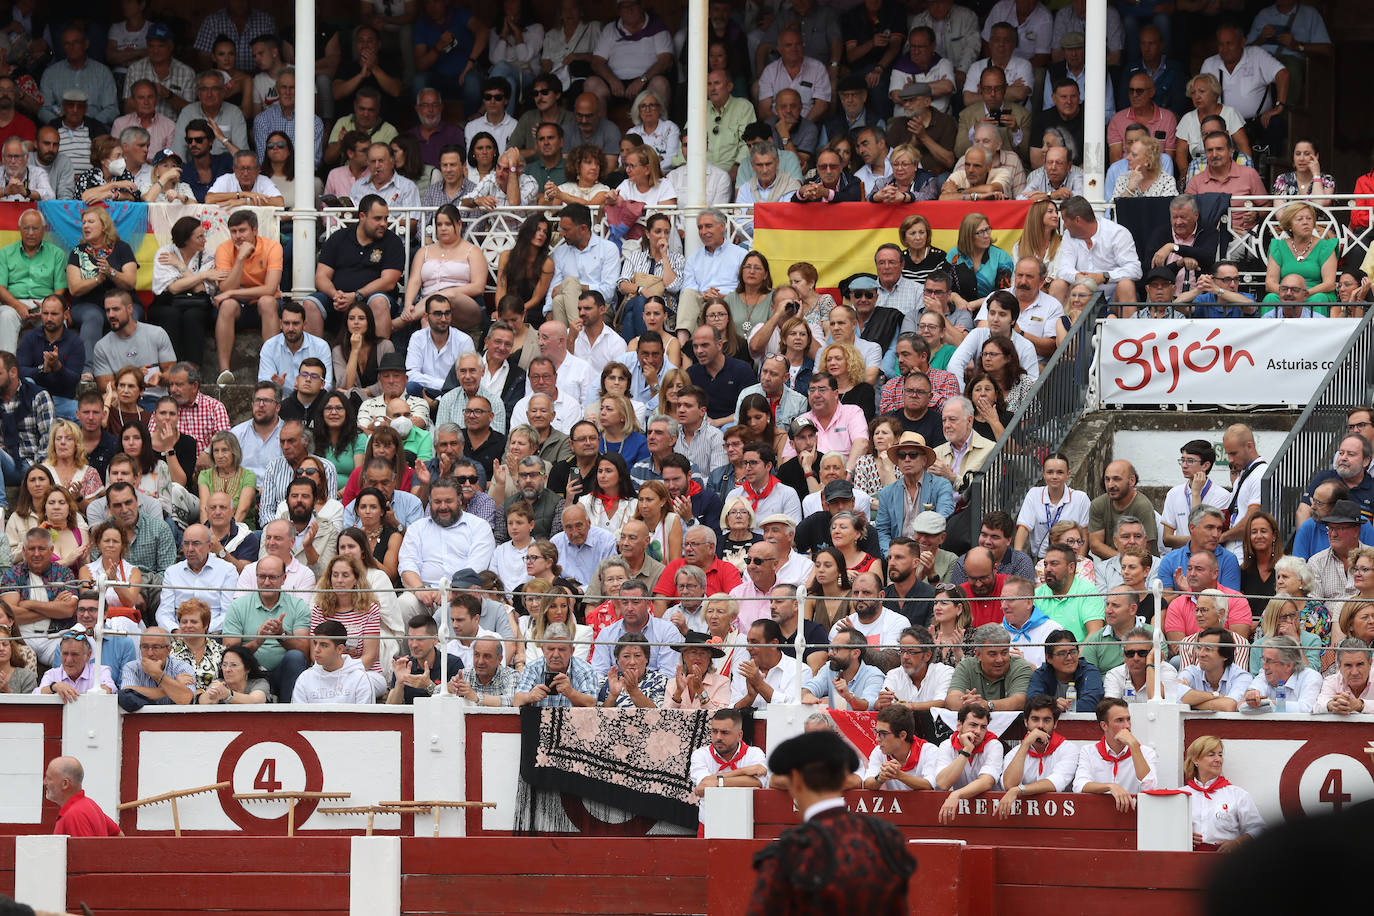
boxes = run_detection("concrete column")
[350,836,401,915]
[62,692,121,816]
[683,0,708,256]
[1082,0,1108,205]
[701,786,755,839]
[14,835,67,913]
[1137,792,1192,851]
[291,0,317,294]
[763,704,810,754]
[411,695,466,836]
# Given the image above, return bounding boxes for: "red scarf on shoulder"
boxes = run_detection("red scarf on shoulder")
[1187,777,1232,799]
[741,475,779,510]
[1026,733,1066,776]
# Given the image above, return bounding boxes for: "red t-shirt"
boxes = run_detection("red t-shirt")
[653,557,743,598]
[54,790,120,837]
[960,574,1007,627]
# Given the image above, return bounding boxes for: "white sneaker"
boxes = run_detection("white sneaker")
[216,369,235,386]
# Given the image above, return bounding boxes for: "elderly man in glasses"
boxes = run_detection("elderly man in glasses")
[33,625,114,700]
[223,554,313,701]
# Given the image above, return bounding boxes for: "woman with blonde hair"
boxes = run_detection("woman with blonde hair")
[657,367,694,417]
[1056,278,1099,346]
[310,554,382,673]
[1010,199,1064,289]
[1249,595,1324,675]
[1263,200,1338,307]
[897,214,948,285]
[606,144,677,209]
[525,585,592,661]
[1181,735,1264,851]
[586,362,650,428]
[1174,73,1250,174]
[40,488,89,571]
[819,341,875,422]
[596,394,648,466]
[170,598,224,691]
[42,419,102,507]
[868,143,938,202]
[67,207,138,365]
[1113,134,1176,199]
[701,592,745,677]
[947,210,1013,308]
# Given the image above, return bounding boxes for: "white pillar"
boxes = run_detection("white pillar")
[701,786,755,839]
[411,695,466,837]
[62,692,121,816]
[291,0,318,295]
[350,836,401,915]
[1132,701,1187,789]
[14,835,67,913]
[1082,0,1108,206]
[683,0,708,256]
[1136,792,1192,851]
[764,704,809,754]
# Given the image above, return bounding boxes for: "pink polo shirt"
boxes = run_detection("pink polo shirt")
[1186,165,1267,230]
[1108,103,1178,153]
[798,404,868,456]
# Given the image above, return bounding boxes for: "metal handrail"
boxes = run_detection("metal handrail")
[964,290,1110,525]
[1261,308,1374,536]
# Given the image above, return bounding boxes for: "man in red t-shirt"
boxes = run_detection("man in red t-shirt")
[45,756,121,837]
[958,547,1008,627]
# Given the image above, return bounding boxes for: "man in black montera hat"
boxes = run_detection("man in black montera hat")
[746,730,916,915]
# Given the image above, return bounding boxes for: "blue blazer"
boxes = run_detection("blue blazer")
[875,474,955,553]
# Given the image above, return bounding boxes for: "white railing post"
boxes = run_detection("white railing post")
[1150,577,1165,702]
[1082,0,1108,206]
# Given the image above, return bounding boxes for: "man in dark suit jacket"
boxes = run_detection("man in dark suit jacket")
[792,148,864,203]
[748,730,916,916]
[1139,192,1225,289]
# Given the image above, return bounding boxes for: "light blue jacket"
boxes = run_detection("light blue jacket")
[875,475,955,553]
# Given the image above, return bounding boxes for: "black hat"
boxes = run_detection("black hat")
[1322,499,1364,526]
[1144,264,1180,285]
[822,480,855,502]
[768,730,859,776]
[838,73,868,94]
[674,630,725,658]
[450,568,483,590]
[379,351,407,373]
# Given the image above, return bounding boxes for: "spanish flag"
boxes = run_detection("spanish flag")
[753,200,1034,290]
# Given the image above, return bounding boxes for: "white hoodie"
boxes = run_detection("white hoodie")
[291,655,382,704]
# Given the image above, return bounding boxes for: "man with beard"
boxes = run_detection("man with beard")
[231,381,284,477]
[15,293,80,422]
[307,194,405,338]
[726,443,802,534]
[397,476,497,622]
[503,453,564,539]
[995,694,1077,818]
[882,537,938,625]
[257,302,333,395]
[0,136,49,202]
[0,77,34,145]
[690,708,768,821]
[877,625,954,712]
[107,481,177,579]
[1034,543,1106,640]
[1087,459,1159,559]
[258,421,339,526]
[801,627,884,709]
[826,573,909,652]
[945,623,1034,710]
[1300,435,1374,527]
[769,583,829,674]
[28,125,76,200]
[283,476,338,576]
[91,290,176,397]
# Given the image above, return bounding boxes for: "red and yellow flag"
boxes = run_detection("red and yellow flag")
[752,200,1034,290]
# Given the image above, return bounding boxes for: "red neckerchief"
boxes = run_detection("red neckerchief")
[687,479,703,498]
[1026,733,1066,776]
[1096,739,1132,777]
[593,492,621,518]
[710,741,749,771]
[891,738,927,772]
[586,601,622,645]
[950,730,998,759]
[1187,776,1232,799]
[741,474,779,510]
[767,394,781,418]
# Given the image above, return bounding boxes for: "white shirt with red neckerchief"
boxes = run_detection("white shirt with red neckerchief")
[689,741,769,821]
[1072,738,1158,793]
[864,738,939,791]
[934,733,1005,790]
[1182,776,1265,846]
[1004,734,1078,790]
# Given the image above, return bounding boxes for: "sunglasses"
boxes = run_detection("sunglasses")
[896,450,922,460]
[746,556,771,566]
[483,93,507,101]
[1123,649,1150,659]
[266,141,287,150]
[534,87,554,96]
[455,474,480,484]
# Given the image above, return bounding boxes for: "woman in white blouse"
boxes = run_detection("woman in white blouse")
[629,90,679,164]
[606,145,677,209]
[539,0,601,92]
[150,215,226,367]
[1181,735,1264,852]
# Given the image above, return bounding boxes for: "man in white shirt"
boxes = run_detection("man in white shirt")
[534,320,595,406]
[827,572,909,647]
[405,293,475,399]
[934,701,1004,822]
[999,577,1059,668]
[690,708,768,816]
[445,593,502,669]
[204,149,284,206]
[1073,697,1158,807]
[292,620,382,703]
[1054,195,1141,304]
[757,27,831,122]
[1200,25,1288,123]
[546,204,620,327]
[584,0,674,117]
[995,695,1077,818]
[975,257,1063,359]
[1240,635,1323,714]
[157,524,239,632]
[1161,439,1232,548]
[1220,423,1266,560]
[569,290,626,377]
[396,478,498,624]
[863,704,938,791]
[666,130,733,206]
[946,292,1041,382]
[463,77,519,151]
[1176,627,1254,710]
[877,626,955,712]
[982,0,1053,65]
[726,442,802,534]
[349,142,421,211]
[731,618,800,709]
[236,519,317,600]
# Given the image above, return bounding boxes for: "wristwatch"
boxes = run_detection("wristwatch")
[216,548,227,559]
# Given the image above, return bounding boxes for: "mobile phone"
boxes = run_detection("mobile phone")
[544,671,559,690]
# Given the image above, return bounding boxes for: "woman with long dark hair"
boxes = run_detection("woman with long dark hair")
[316,391,367,479]
[495,213,554,325]
[578,453,638,533]
[332,301,395,401]
[736,393,785,457]
[979,335,1033,412]
[805,547,852,631]
[151,215,220,367]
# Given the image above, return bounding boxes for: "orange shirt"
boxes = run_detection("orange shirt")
[215,235,283,292]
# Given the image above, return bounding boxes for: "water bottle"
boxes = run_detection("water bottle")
[1124,686,1136,703]
[1275,681,1287,713]
[1065,684,1078,708]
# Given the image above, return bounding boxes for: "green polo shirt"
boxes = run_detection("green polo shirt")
[706,96,755,172]
[222,592,310,670]
[1035,576,1107,641]
[949,655,1034,702]
[1080,624,1154,674]
[0,240,68,300]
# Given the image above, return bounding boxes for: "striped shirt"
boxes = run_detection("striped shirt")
[311,603,382,671]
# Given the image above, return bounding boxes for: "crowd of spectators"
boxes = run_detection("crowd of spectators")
[0,0,1359,849]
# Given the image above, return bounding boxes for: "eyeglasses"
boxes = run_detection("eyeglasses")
[1215,275,1240,284]
[464,407,490,416]
[1178,457,1202,466]
[1348,421,1372,431]
[1123,649,1150,659]
[298,371,324,381]
[1053,647,1080,658]
[252,396,279,404]
[323,404,345,411]
[455,474,479,484]
[429,309,451,317]
[483,93,507,101]
[1279,286,1306,295]
[975,227,992,235]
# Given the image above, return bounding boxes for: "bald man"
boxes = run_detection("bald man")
[1087,460,1160,560]
[117,626,196,710]
[1220,423,1265,559]
[47,755,122,837]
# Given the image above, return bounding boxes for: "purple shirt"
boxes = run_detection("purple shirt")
[34,660,116,694]
[407,122,467,168]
